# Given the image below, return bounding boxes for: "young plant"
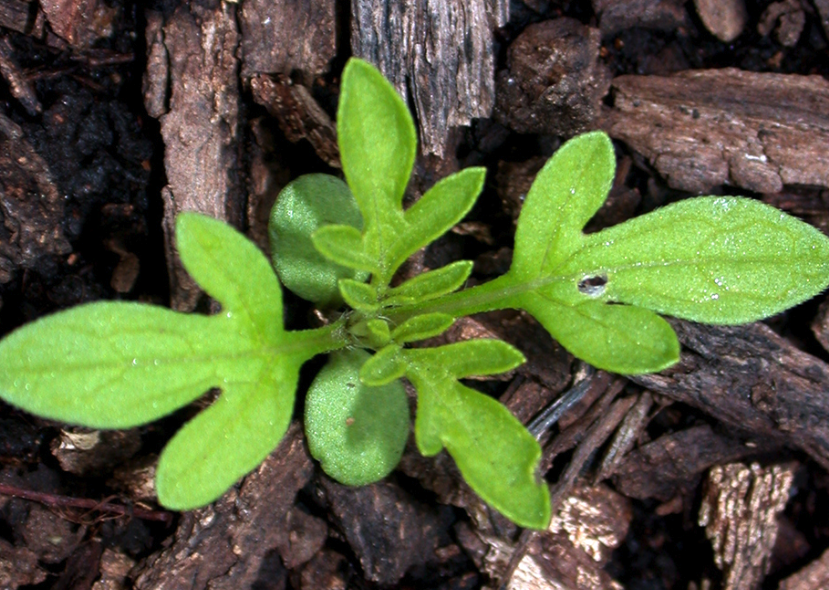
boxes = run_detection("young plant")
[0,58,827,530]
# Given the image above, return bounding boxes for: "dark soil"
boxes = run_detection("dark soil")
[1,1,829,589]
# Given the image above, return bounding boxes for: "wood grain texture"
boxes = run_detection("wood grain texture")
[601,69,829,194]
[351,0,507,157]
[143,3,243,311]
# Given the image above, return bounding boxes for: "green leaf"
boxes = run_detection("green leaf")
[177,213,283,338]
[156,360,296,509]
[557,197,829,323]
[391,313,454,343]
[269,174,368,307]
[418,339,526,378]
[0,303,242,428]
[366,319,391,348]
[510,131,614,281]
[519,295,679,374]
[313,225,377,273]
[338,58,414,280]
[387,168,485,273]
[0,213,341,509]
[385,261,473,306]
[305,349,410,486]
[403,344,549,529]
[339,279,379,312]
[360,344,406,386]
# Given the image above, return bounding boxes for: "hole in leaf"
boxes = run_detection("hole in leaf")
[578,274,607,297]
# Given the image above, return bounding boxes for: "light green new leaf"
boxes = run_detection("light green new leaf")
[339,279,380,312]
[305,349,410,486]
[403,342,549,529]
[0,213,338,509]
[387,168,485,273]
[335,59,485,287]
[313,225,377,273]
[269,174,368,307]
[365,319,392,348]
[557,197,829,324]
[339,58,415,225]
[391,313,454,343]
[510,131,614,281]
[385,260,473,306]
[360,344,406,386]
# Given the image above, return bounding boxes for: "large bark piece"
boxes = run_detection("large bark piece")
[632,320,829,470]
[132,425,319,590]
[143,3,243,311]
[601,69,829,194]
[351,0,508,157]
[239,0,336,78]
[494,18,611,137]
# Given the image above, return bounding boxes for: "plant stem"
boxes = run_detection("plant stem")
[386,274,527,323]
[289,320,350,357]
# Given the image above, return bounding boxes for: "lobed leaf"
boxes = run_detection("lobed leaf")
[510,131,614,281]
[313,225,377,273]
[557,197,829,324]
[404,344,549,529]
[518,295,679,374]
[0,213,339,510]
[305,349,410,486]
[269,174,368,307]
[334,59,485,287]
[385,260,474,306]
[157,360,297,509]
[387,168,485,273]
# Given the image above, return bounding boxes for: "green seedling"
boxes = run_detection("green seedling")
[1,58,828,530]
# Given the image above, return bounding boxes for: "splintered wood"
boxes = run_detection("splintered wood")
[498,485,629,590]
[351,0,507,157]
[699,462,795,590]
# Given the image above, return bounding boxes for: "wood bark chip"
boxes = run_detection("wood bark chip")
[693,0,748,42]
[39,0,117,49]
[491,485,629,590]
[0,537,46,589]
[758,0,806,47]
[315,477,445,586]
[0,36,40,115]
[591,0,689,37]
[0,112,70,284]
[494,18,611,138]
[250,74,339,167]
[143,3,243,311]
[612,424,780,502]
[632,319,829,469]
[351,0,507,157]
[699,462,795,590]
[132,424,317,590]
[0,0,43,37]
[814,0,829,38]
[601,69,829,194]
[238,0,336,79]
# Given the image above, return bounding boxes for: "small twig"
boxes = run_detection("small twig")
[0,483,174,524]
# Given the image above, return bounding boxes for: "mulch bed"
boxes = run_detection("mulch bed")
[1,0,829,588]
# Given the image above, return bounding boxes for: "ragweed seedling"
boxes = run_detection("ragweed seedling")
[1,58,827,530]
